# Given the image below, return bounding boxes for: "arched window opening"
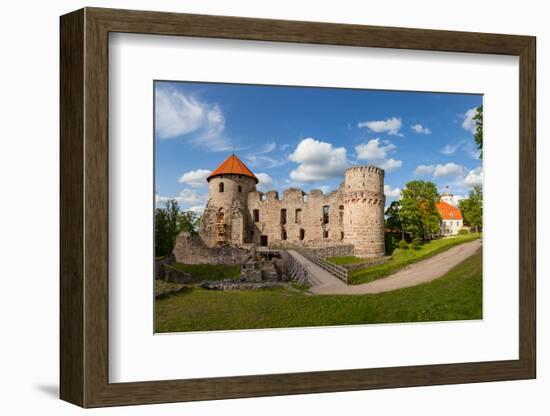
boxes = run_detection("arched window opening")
[219,182,224,193]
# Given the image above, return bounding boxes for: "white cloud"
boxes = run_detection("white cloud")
[414,165,436,175]
[155,188,208,207]
[441,143,460,155]
[414,163,464,178]
[441,140,480,159]
[434,163,464,178]
[288,138,348,182]
[256,172,274,190]
[355,138,396,160]
[375,158,403,172]
[178,169,211,187]
[188,205,205,214]
[155,87,230,149]
[384,185,402,199]
[357,117,403,136]
[464,167,483,188]
[355,139,402,172]
[245,142,288,169]
[255,142,276,154]
[461,107,478,134]
[246,155,287,169]
[411,124,431,134]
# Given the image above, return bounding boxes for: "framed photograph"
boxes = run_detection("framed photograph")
[60,7,536,408]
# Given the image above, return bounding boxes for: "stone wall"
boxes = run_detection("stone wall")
[173,232,253,265]
[308,244,354,259]
[247,187,345,247]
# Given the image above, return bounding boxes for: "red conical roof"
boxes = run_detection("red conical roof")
[207,154,258,183]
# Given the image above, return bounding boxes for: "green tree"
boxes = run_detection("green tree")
[473,105,483,159]
[399,180,441,240]
[177,210,201,236]
[385,200,403,236]
[155,208,172,257]
[459,186,483,232]
[154,199,202,257]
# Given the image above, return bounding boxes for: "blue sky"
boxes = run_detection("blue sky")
[154,81,482,213]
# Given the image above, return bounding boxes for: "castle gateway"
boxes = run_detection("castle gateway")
[198,154,385,257]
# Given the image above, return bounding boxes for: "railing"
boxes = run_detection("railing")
[296,249,349,283]
[280,250,312,286]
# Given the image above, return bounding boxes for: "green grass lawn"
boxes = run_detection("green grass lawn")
[170,263,241,281]
[155,249,482,333]
[347,233,481,285]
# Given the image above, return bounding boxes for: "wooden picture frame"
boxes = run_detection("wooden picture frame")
[60,7,536,408]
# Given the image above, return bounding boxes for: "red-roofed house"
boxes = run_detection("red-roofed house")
[437,187,464,236]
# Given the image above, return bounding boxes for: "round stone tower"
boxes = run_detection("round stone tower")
[201,154,258,246]
[342,166,385,257]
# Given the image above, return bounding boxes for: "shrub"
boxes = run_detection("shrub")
[458,228,469,235]
[385,233,398,255]
[398,239,409,250]
[411,237,422,250]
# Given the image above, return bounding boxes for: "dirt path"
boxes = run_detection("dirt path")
[307,239,482,295]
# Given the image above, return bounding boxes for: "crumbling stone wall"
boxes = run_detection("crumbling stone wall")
[246,187,345,247]
[173,232,252,265]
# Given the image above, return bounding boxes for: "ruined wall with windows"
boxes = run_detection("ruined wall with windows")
[246,187,346,247]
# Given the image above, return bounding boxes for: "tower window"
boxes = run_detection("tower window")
[238,185,242,193]
[219,182,224,193]
[339,205,344,223]
[253,209,260,222]
[323,230,329,238]
[299,229,305,241]
[322,206,330,224]
[280,209,287,225]
[282,230,287,240]
[340,232,344,240]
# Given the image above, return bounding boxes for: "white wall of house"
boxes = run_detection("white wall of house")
[440,219,464,236]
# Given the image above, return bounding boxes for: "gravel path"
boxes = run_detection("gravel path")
[298,239,482,295]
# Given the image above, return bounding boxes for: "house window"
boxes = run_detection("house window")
[299,229,305,241]
[323,230,329,238]
[295,208,302,224]
[219,182,224,193]
[280,209,287,225]
[238,185,242,193]
[322,206,330,224]
[253,209,259,222]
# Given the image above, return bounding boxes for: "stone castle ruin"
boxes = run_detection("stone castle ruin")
[173,154,385,266]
